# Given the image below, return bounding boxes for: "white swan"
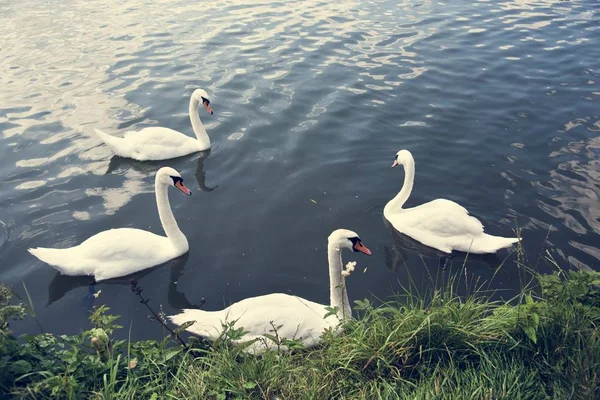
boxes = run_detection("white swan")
[383,150,519,254]
[93,89,214,161]
[168,229,372,354]
[28,167,192,281]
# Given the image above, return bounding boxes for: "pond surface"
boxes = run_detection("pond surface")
[1,0,599,339]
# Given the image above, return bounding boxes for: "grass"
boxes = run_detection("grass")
[1,248,599,399]
[169,269,599,400]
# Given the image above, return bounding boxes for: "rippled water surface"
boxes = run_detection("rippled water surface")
[1,0,599,338]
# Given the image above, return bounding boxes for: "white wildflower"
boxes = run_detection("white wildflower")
[342,261,357,277]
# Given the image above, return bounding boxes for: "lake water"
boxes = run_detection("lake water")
[1,0,599,339]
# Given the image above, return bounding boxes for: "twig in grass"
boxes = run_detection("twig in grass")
[269,320,282,352]
[130,279,188,350]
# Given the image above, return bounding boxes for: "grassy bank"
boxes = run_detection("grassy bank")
[1,264,599,399]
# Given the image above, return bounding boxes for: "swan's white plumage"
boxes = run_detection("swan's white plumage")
[28,229,177,281]
[384,150,519,254]
[93,89,212,161]
[168,229,371,354]
[94,127,205,161]
[170,294,339,352]
[28,167,191,281]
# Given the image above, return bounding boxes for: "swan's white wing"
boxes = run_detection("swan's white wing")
[76,228,173,261]
[81,229,180,280]
[400,199,484,237]
[111,128,200,160]
[386,199,486,253]
[123,127,193,146]
[170,293,337,352]
[30,228,179,280]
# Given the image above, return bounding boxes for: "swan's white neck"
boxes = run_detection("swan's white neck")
[189,97,210,148]
[385,156,415,213]
[156,180,188,253]
[328,244,352,320]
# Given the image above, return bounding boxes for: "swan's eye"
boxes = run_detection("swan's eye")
[201,97,210,105]
[349,236,371,255]
[171,176,183,185]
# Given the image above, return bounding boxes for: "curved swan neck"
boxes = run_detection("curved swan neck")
[189,97,210,148]
[156,179,187,251]
[328,244,352,320]
[387,156,415,212]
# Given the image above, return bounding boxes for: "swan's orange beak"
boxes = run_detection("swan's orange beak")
[175,181,192,196]
[353,241,372,256]
[203,102,214,115]
[392,160,399,168]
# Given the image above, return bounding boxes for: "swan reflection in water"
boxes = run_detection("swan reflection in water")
[106,149,217,192]
[382,218,514,295]
[47,252,204,311]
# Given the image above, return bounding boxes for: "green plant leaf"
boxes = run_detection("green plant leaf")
[354,299,372,311]
[525,295,534,306]
[324,306,339,319]
[10,360,32,374]
[524,326,537,344]
[164,347,183,362]
[243,381,257,389]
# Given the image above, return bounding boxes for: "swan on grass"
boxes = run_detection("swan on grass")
[383,150,519,254]
[168,229,372,354]
[93,89,214,161]
[28,167,192,281]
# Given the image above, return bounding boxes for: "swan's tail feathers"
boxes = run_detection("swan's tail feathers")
[28,247,83,276]
[473,234,520,254]
[93,129,124,155]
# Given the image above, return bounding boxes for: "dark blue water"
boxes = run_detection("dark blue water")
[1,0,599,339]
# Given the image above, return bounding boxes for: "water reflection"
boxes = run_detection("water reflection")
[167,252,205,310]
[46,252,200,310]
[0,221,9,255]
[193,150,218,192]
[106,150,216,192]
[535,131,600,270]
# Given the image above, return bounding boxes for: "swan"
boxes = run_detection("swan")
[93,89,214,161]
[28,167,192,281]
[383,150,519,254]
[168,229,372,354]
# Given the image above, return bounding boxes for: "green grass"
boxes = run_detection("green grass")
[168,270,599,400]
[1,258,599,399]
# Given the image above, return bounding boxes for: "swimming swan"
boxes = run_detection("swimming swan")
[93,89,214,161]
[383,149,519,254]
[28,167,192,281]
[168,229,372,353]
